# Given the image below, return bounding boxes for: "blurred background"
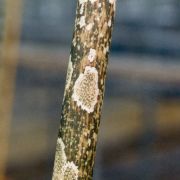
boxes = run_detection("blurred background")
[0,0,180,179]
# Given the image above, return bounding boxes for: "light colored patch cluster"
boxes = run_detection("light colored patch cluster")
[88,48,96,62]
[109,0,116,4]
[79,0,87,4]
[79,16,86,28]
[53,138,67,180]
[108,19,112,27]
[65,58,73,90]
[53,138,79,180]
[79,0,87,15]
[90,0,97,3]
[63,162,79,180]
[86,23,94,31]
[109,0,116,10]
[80,5,84,15]
[72,66,99,113]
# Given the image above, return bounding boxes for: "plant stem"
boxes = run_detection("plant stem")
[52,1,116,179]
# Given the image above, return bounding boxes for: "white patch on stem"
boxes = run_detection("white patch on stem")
[88,48,96,62]
[80,5,84,15]
[90,0,97,3]
[86,23,93,31]
[79,0,88,5]
[72,66,99,113]
[52,138,79,180]
[98,3,102,8]
[65,59,73,90]
[109,0,115,4]
[52,138,67,180]
[63,162,79,180]
[109,0,116,10]
[106,46,109,53]
[79,16,86,28]
[108,19,112,27]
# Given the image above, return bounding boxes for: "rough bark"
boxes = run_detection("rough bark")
[52,0,116,179]
[0,0,22,178]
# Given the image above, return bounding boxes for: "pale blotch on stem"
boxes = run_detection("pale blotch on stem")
[88,48,96,62]
[72,66,99,113]
[108,19,112,27]
[65,57,73,90]
[63,162,79,180]
[79,16,86,28]
[109,0,116,4]
[86,23,94,31]
[89,0,97,3]
[52,138,79,180]
[80,5,84,15]
[109,0,116,10]
[52,138,67,180]
[79,0,88,5]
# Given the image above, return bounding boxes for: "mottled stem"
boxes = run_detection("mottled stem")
[52,0,116,179]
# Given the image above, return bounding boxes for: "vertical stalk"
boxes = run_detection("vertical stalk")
[53,0,116,179]
[0,0,22,178]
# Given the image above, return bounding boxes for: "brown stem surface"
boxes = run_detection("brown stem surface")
[53,1,116,179]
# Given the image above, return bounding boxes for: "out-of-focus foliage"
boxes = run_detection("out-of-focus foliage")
[21,0,180,57]
[0,0,5,43]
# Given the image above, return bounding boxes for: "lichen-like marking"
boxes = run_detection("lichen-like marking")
[98,3,102,8]
[53,138,79,180]
[89,0,97,3]
[109,0,116,4]
[80,5,84,15]
[86,23,94,31]
[72,66,99,113]
[52,138,67,180]
[63,162,79,180]
[79,16,86,28]
[65,57,73,90]
[79,0,87,5]
[109,0,116,10]
[79,0,87,15]
[108,19,112,27]
[88,48,96,62]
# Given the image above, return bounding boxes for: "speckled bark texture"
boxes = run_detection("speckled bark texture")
[52,0,116,179]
